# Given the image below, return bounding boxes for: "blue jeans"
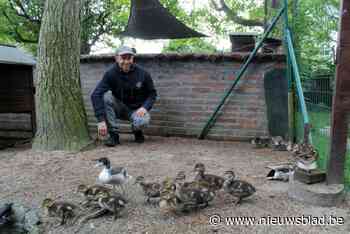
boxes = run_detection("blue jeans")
[103,91,150,134]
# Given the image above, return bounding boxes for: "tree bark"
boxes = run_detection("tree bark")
[33,0,91,151]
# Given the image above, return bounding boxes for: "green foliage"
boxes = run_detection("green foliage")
[160,0,190,23]
[162,38,217,53]
[198,0,339,75]
[0,0,130,54]
[0,0,341,62]
[0,0,40,51]
[292,0,339,76]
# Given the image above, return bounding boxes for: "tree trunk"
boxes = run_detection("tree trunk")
[80,40,91,55]
[33,0,91,151]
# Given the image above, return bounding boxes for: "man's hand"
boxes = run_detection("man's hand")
[97,121,107,138]
[135,107,147,117]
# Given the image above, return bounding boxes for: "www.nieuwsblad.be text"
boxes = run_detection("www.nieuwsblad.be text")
[209,214,345,226]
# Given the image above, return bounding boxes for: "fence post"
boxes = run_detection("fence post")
[327,0,350,185]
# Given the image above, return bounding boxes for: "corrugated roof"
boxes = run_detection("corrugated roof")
[0,44,36,66]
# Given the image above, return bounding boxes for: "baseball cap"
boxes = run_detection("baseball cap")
[116,46,136,56]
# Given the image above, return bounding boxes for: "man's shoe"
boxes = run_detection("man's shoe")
[104,133,120,147]
[134,130,145,143]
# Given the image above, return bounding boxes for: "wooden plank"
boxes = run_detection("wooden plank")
[0,90,33,113]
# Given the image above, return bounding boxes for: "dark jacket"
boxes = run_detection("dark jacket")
[91,63,157,122]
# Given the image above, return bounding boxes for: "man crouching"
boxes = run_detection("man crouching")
[91,46,157,146]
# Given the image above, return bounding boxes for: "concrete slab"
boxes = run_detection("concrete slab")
[288,172,345,207]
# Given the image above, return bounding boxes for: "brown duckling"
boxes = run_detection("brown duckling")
[78,192,128,224]
[159,177,178,215]
[77,184,113,207]
[42,198,82,226]
[193,163,225,192]
[292,143,318,171]
[223,170,256,205]
[174,171,215,212]
[134,176,161,204]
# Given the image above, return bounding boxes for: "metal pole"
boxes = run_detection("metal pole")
[198,6,286,139]
[327,0,350,185]
[283,0,294,141]
[286,29,310,126]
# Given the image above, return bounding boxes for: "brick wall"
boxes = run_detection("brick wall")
[80,53,286,140]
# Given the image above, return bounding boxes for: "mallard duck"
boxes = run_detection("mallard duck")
[0,203,12,226]
[42,198,82,226]
[77,184,113,207]
[134,176,161,204]
[193,163,225,192]
[95,157,132,189]
[251,137,270,148]
[223,170,256,205]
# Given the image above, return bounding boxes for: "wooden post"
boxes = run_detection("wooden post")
[327,0,350,184]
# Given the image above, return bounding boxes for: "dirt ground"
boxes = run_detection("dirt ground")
[1,135,350,234]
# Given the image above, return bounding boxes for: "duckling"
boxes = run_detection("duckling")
[0,203,13,226]
[77,184,113,207]
[76,193,128,232]
[95,157,132,190]
[271,136,292,151]
[223,170,256,205]
[159,177,178,215]
[42,198,82,226]
[174,171,215,212]
[271,136,285,150]
[193,163,225,192]
[251,137,270,148]
[134,176,161,204]
[174,170,186,188]
[292,143,318,171]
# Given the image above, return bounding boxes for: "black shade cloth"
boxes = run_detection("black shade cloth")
[120,0,206,39]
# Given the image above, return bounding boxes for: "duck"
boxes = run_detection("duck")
[159,177,178,215]
[251,137,270,148]
[134,176,161,204]
[271,136,292,151]
[0,203,13,226]
[42,198,82,226]
[193,163,225,192]
[95,157,132,190]
[75,192,128,232]
[174,171,215,212]
[266,164,293,182]
[223,170,256,205]
[292,143,318,171]
[77,184,113,207]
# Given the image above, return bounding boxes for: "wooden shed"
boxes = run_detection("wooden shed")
[0,44,36,141]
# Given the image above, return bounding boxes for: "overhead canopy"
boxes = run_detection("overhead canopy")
[120,0,206,39]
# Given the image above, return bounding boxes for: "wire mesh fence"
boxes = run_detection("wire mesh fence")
[294,73,350,187]
[287,0,350,187]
